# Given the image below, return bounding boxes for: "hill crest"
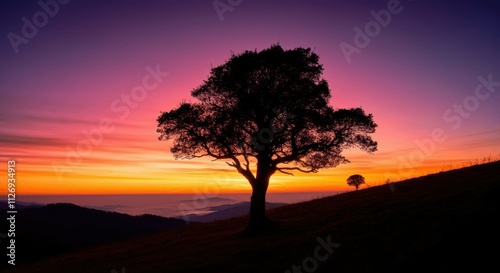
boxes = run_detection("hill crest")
[5,161,500,272]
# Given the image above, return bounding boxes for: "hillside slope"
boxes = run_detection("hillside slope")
[6,161,500,273]
[179,201,287,222]
[1,203,188,267]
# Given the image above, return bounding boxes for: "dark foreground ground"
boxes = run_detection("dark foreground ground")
[5,161,500,273]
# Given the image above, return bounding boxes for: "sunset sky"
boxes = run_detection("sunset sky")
[1,0,499,195]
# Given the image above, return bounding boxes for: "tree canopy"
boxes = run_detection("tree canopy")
[157,44,377,229]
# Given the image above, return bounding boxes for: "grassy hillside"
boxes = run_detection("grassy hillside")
[6,161,500,273]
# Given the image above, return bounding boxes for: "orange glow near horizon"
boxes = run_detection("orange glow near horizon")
[1,1,500,197]
[2,138,498,196]
[2,106,499,196]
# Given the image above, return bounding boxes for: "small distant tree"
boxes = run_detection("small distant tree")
[347,174,365,191]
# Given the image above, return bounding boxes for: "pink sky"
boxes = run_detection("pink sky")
[1,0,499,195]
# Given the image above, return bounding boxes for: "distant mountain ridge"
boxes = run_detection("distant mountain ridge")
[0,203,189,265]
[177,201,288,222]
[0,201,43,210]
[177,196,237,203]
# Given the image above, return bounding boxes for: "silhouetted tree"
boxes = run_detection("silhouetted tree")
[347,174,365,191]
[157,45,377,230]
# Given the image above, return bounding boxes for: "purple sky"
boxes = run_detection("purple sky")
[1,0,499,194]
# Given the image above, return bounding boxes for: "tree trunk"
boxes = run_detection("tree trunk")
[247,174,272,231]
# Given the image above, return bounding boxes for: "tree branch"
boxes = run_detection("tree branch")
[275,166,316,175]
